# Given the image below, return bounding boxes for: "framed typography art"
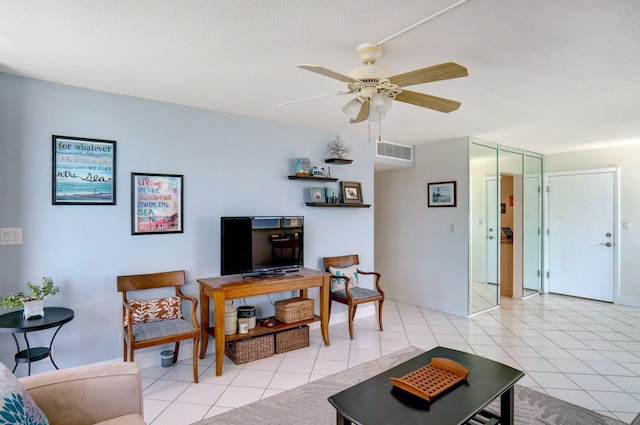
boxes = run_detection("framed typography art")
[52,135,116,205]
[131,173,183,235]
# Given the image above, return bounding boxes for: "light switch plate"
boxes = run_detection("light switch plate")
[0,227,22,245]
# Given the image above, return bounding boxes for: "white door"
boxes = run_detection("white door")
[547,171,615,302]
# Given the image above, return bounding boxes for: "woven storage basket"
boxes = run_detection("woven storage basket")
[274,297,314,323]
[225,334,274,364]
[275,325,310,354]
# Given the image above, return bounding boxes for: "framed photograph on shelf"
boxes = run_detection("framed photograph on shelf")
[52,135,116,205]
[428,181,457,207]
[131,173,183,235]
[309,187,324,202]
[340,181,363,204]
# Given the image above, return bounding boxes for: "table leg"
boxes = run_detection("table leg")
[336,412,352,425]
[24,333,32,376]
[320,274,330,346]
[213,292,226,376]
[500,385,515,425]
[11,334,20,373]
[199,284,210,359]
[48,323,66,370]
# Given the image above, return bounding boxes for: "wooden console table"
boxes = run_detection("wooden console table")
[198,268,331,376]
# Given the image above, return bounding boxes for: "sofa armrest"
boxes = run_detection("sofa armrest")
[20,362,143,425]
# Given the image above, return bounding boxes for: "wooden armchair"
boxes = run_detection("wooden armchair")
[117,270,200,383]
[323,255,384,339]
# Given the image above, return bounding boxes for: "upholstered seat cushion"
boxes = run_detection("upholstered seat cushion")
[130,318,195,342]
[332,287,381,301]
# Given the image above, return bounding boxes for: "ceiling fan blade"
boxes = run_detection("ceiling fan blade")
[272,91,352,108]
[388,62,468,87]
[394,90,461,113]
[297,64,359,83]
[350,99,370,123]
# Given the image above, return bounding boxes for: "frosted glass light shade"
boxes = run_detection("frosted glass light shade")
[371,93,392,114]
[342,98,363,120]
[369,107,386,122]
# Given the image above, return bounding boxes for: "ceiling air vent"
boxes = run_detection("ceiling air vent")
[376,140,413,162]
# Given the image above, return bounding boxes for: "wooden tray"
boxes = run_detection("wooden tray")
[390,357,470,402]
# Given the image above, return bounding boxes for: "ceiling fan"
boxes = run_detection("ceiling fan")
[293,43,468,123]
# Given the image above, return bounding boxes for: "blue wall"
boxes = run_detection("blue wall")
[0,73,375,374]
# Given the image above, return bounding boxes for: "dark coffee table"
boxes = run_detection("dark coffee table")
[328,346,524,425]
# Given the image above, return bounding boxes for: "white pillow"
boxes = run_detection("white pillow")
[328,265,359,292]
[0,362,49,424]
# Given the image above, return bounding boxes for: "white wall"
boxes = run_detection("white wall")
[0,73,375,375]
[374,138,470,317]
[545,144,640,306]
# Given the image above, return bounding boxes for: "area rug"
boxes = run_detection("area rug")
[192,346,627,425]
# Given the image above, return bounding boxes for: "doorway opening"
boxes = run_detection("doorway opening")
[500,174,523,298]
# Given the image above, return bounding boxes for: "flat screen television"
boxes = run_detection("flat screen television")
[221,216,304,277]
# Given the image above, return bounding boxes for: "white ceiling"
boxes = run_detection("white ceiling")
[2,0,640,156]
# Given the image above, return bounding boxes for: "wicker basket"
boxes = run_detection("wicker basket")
[225,334,274,364]
[275,325,310,354]
[274,297,314,323]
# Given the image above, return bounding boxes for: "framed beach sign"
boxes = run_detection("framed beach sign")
[52,135,116,205]
[131,173,183,235]
[428,181,457,207]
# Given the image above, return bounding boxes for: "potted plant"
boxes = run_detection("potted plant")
[0,277,60,319]
[325,133,353,164]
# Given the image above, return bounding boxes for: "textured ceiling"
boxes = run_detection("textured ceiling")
[1,0,640,155]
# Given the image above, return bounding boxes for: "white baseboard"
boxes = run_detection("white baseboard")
[115,306,377,369]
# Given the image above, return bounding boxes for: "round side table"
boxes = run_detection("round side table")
[0,307,74,375]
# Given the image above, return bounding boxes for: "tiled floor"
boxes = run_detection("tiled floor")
[141,294,640,424]
[471,281,500,313]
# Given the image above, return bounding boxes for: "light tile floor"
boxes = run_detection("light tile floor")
[141,294,640,424]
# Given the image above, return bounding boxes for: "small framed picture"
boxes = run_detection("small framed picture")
[428,181,457,207]
[52,135,116,205]
[341,181,363,204]
[309,187,324,202]
[131,173,183,235]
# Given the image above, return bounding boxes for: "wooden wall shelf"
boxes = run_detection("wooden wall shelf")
[324,158,353,164]
[288,175,338,182]
[306,202,371,208]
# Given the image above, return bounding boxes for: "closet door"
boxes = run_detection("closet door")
[469,141,499,314]
[523,154,542,296]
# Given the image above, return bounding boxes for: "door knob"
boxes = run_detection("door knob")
[600,242,612,247]
[488,236,495,240]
